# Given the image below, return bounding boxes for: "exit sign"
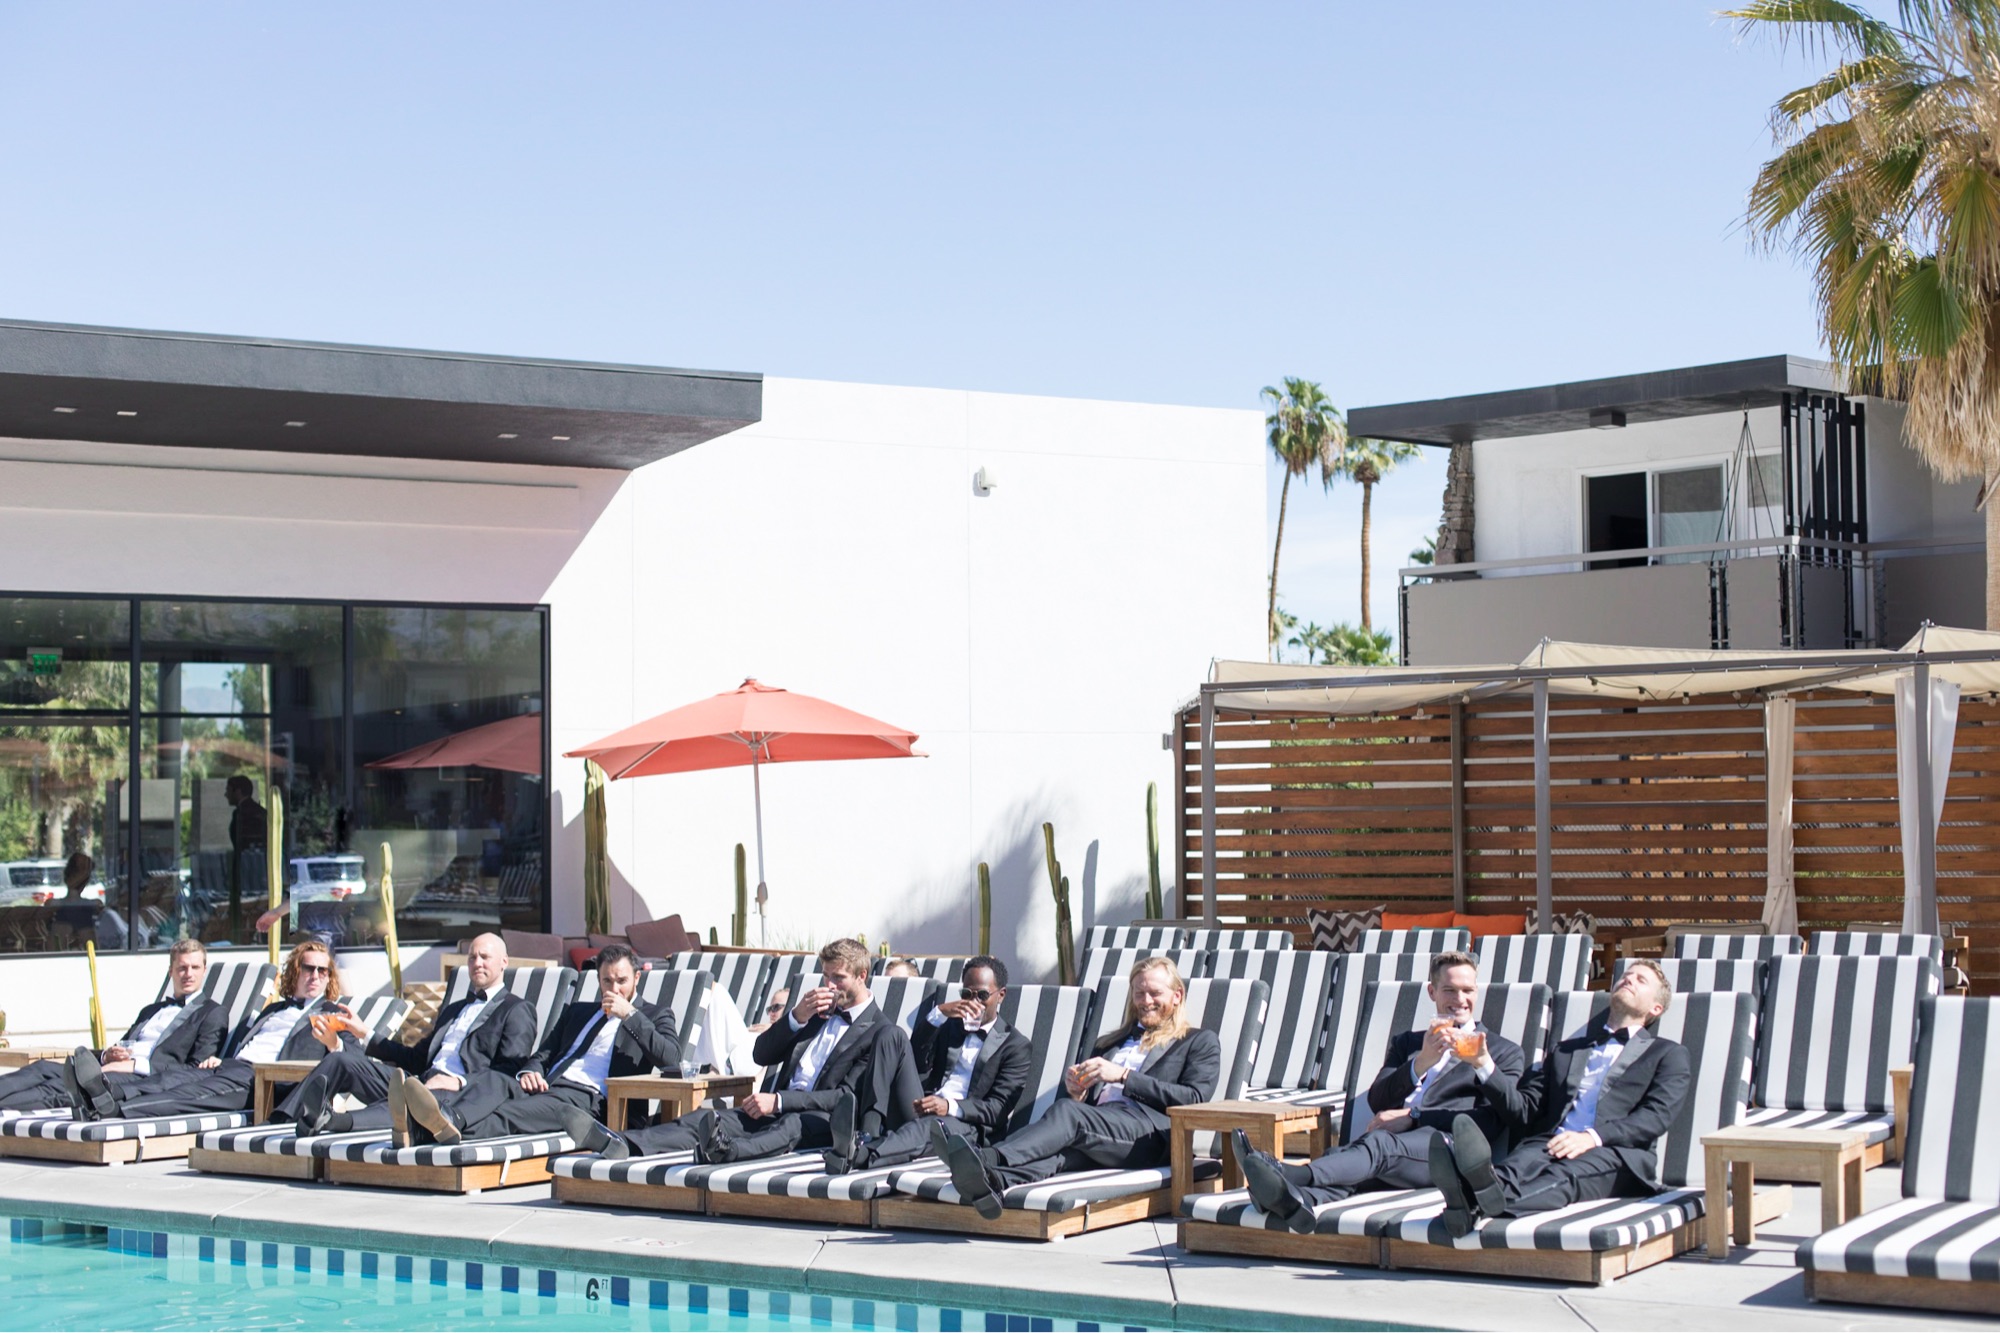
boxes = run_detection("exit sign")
[26,647,60,676]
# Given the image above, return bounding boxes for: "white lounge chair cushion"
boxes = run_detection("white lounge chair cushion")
[547,1149,699,1186]
[319,1130,570,1166]
[683,1151,902,1201]
[1182,1185,1430,1237]
[1799,1196,2000,1282]
[1379,1189,1706,1251]
[1739,1106,1895,1146]
[0,1108,245,1142]
[195,1123,381,1157]
[887,1158,1220,1213]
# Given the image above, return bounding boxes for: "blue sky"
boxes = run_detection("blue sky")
[0,4,1827,638]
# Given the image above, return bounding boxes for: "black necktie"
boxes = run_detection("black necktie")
[552,1013,610,1080]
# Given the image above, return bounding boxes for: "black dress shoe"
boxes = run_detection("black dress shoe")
[941,1131,1004,1221]
[1237,1131,1313,1234]
[387,1069,410,1149]
[403,1079,462,1145]
[703,1112,735,1165]
[65,1048,118,1122]
[1428,1129,1475,1240]
[825,1091,857,1174]
[1449,1115,1505,1217]
[926,1118,952,1162]
[291,1079,331,1135]
[558,1106,624,1159]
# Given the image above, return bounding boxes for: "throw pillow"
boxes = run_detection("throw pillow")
[1453,911,1528,939]
[1381,909,1456,931]
[1307,906,1380,952]
[1522,907,1597,935]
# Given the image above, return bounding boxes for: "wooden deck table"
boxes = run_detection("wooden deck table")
[1166,1099,1325,1207]
[1703,1125,1870,1260]
[251,1060,322,1123]
[0,1047,71,1069]
[603,1073,757,1130]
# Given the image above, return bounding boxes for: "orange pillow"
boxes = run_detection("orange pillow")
[1381,909,1456,931]
[1454,911,1527,939]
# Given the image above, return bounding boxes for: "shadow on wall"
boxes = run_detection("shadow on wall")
[550,787,643,937]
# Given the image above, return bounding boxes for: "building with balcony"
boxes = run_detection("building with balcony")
[1351,356,1985,664]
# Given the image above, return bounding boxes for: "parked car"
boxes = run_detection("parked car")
[289,854,370,902]
[1,859,106,907]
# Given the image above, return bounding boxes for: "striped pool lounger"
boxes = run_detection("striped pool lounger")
[549,1149,705,1211]
[188,1123,388,1180]
[881,1159,1224,1240]
[0,1107,247,1164]
[319,1131,574,1193]
[1799,996,2000,1315]
[694,1152,907,1226]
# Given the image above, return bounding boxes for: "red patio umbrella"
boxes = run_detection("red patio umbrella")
[564,679,922,942]
[366,714,543,775]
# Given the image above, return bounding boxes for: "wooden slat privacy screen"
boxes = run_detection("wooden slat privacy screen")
[1176,692,2000,995]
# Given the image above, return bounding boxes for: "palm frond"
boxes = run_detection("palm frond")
[1726,0,1905,58]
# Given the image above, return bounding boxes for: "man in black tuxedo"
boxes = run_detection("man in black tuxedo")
[276,932,537,1139]
[1429,958,1688,1237]
[840,955,1029,1172]
[564,938,915,1165]
[1238,949,1528,1231]
[399,945,678,1145]
[68,939,360,1119]
[0,938,226,1112]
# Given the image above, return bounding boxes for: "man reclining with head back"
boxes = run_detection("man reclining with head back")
[937,955,1218,1220]
[562,937,916,1168]
[0,938,225,1112]
[64,939,361,1120]
[393,944,679,1145]
[835,953,1029,1171]
[274,932,538,1144]
[1236,949,1528,1231]
[1427,959,1687,1238]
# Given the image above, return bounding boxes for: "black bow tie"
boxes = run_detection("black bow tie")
[470,989,492,1004]
[161,996,186,1008]
[964,1026,990,1040]
[1593,1024,1636,1046]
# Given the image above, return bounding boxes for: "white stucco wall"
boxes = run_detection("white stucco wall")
[0,375,1264,1032]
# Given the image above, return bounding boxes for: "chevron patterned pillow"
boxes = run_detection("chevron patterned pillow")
[1307,906,1381,952]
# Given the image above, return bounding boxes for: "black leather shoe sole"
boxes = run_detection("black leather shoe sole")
[66,1049,117,1121]
[825,1093,856,1174]
[942,1132,1003,1221]
[1237,1134,1311,1234]
[1449,1114,1505,1217]
[403,1081,461,1145]
[1428,1129,1475,1240]
[559,1107,618,1157]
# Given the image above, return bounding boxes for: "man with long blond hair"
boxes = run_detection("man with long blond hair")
[66,937,361,1120]
[939,955,1219,1219]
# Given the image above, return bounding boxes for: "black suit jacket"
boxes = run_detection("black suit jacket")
[222,997,362,1065]
[116,996,228,1071]
[915,1012,1031,1136]
[1075,1023,1221,1117]
[526,998,679,1085]
[367,988,538,1079]
[754,999,908,1123]
[1516,1024,1691,1184]
[1364,1026,1528,1144]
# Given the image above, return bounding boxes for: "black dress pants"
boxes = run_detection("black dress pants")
[452,1072,598,1139]
[1297,1125,1441,1207]
[1491,1135,1644,1216]
[863,1113,976,1168]
[622,1105,828,1159]
[982,1098,1167,1187]
[0,1061,69,1111]
[113,1059,256,1118]
[274,1047,390,1122]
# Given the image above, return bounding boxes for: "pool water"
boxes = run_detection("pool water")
[2,1218,1152,1332]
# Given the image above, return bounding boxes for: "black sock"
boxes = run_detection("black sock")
[1281,1161,1312,1186]
[325,1111,353,1134]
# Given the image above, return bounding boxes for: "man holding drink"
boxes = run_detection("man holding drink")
[1237,949,1528,1232]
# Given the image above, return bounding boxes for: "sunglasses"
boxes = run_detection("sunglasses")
[959,987,994,1002]
[765,1002,786,1015]
[299,963,331,976]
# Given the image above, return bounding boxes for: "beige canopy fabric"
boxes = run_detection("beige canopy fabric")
[1761,695,1799,935]
[1206,659,1513,715]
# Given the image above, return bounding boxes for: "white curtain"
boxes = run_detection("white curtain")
[1761,696,1798,935]
[1895,672,1961,935]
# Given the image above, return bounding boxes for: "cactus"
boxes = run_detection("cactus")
[880,939,891,957]
[1044,822,1076,985]
[977,861,992,955]
[583,760,611,936]
[708,925,719,948]
[1145,781,1164,920]
[732,843,748,947]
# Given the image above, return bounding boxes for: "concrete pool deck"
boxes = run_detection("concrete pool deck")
[0,1155,1989,1331]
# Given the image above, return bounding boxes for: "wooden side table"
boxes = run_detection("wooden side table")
[1702,1125,1870,1260]
[1165,1099,1325,1206]
[0,1047,72,1070]
[602,1073,758,1130]
[251,1060,322,1123]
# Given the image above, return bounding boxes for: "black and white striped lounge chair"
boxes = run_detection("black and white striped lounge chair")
[1355,928,1472,954]
[760,954,815,1023]
[1477,934,1593,993]
[1082,925,1183,953]
[1076,946,1207,989]
[1741,954,1934,1167]
[0,957,280,1166]
[1809,932,1947,995]
[1211,950,1338,1142]
[1613,956,1767,998]
[1180,991,1774,1283]
[1799,996,2000,1315]
[321,1129,576,1193]
[1239,953,1437,1132]
[876,978,1269,1240]
[1672,933,1803,961]
[662,951,773,1026]
[872,956,968,985]
[443,963,578,1047]
[1184,928,1295,952]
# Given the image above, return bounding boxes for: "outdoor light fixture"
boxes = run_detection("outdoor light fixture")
[52,406,76,413]
[498,433,518,439]
[1589,408,1627,429]
[974,465,998,494]
[551,435,570,441]
[284,421,306,427]
[116,410,138,417]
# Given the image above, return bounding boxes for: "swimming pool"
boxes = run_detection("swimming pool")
[3,1217,1154,1331]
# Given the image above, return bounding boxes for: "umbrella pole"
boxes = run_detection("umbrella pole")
[752,748,769,946]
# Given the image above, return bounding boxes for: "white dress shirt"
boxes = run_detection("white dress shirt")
[235,1003,312,1065]
[1091,1035,1149,1106]
[429,990,494,1080]
[557,1013,624,1095]
[124,1000,191,1075]
[781,1000,868,1107]
[925,1006,989,1111]
[1559,1031,1628,1140]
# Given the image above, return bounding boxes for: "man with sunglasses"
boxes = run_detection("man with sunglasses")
[64,939,360,1121]
[834,955,1028,1171]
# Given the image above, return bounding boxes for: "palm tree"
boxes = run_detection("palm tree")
[1327,437,1421,631]
[1261,379,1345,660]
[1287,618,1396,666]
[1733,0,2000,627]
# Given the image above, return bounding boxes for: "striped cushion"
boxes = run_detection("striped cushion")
[0,1109,246,1142]
[872,977,943,1034]
[1185,1185,1432,1238]
[1672,934,1802,961]
[662,952,773,1025]
[1755,955,1933,1114]
[1799,1197,2000,1282]
[444,965,577,1046]
[1613,957,1766,1000]
[1081,926,1182,952]
[996,985,1094,1133]
[1355,929,1471,954]
[321,1131,570,1166]
[196,1123,384,1158]
[1184,929,1295,952]
[871,957,967,985]
[888,1158,1221,1213]
[548,1149,699,1186]
[1240,1086,1346,1114]
[1381,1188,1705,1251]
[1476,935,1592,992]
[169,959,277,1045]
[1338,982,1551,1144]
[574,967,712,1053]
[1739,1107,1895,1147]
[1204,950,1337,1090]
[760,955,814,1024]
[1307,907,1379,953]
[1319,954,1434,1095]
[1810,932,1946,993]
[1903,997,2000,1205]
[1085,977,1268,1099]
[349,994,412,1040]
[681,1151,900,1201]
[1077,947,1207,988]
